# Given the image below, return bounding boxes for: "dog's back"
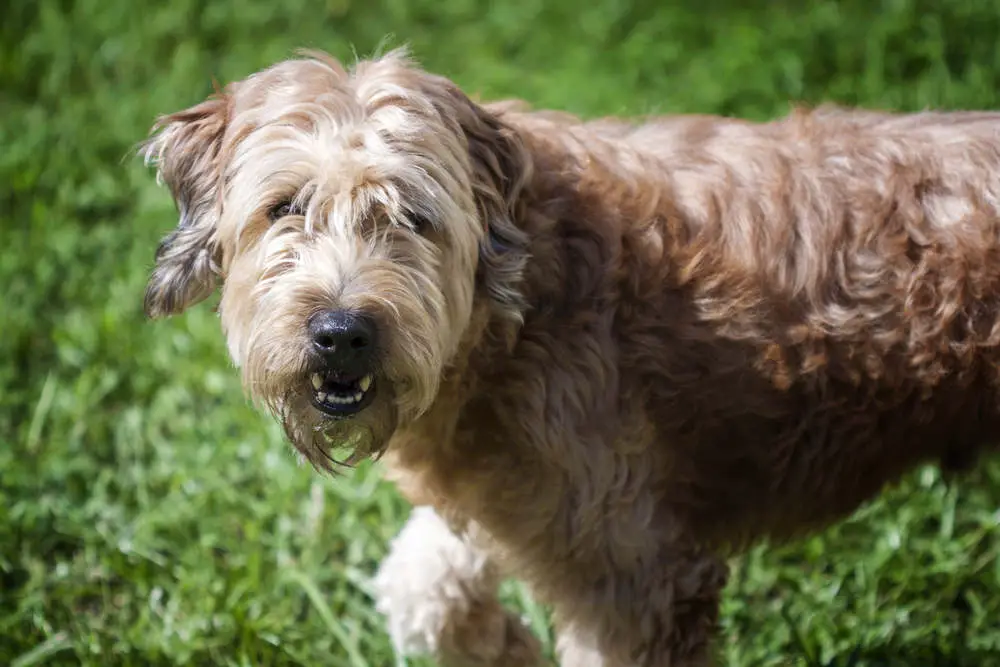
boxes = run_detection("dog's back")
[597,106,1000,545]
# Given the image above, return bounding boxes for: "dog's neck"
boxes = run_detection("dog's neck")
[490,111,685,328]
[458,109,690,379]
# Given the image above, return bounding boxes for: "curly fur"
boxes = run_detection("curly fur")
[142,49,1000,666]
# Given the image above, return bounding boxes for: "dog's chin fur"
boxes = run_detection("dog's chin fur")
[275,389,399,470]
[143,47,1000,667]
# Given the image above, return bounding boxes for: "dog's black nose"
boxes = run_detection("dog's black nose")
[308,310,376,369]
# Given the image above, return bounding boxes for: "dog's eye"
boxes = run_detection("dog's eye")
[408,211,433,235]
[268,199,302,222]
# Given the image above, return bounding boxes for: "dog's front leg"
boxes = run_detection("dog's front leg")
[373,505,544,667]
[551,547,728,667]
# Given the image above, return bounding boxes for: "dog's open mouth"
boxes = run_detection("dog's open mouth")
[310,371,376,418]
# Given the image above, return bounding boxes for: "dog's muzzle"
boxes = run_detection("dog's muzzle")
[307,309,379,418]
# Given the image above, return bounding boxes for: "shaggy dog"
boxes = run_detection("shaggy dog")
[141,48,1000,666]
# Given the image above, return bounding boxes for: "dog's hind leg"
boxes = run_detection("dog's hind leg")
[373,506,544,667]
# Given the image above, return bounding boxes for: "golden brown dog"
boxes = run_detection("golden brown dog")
[141,48,1000,666]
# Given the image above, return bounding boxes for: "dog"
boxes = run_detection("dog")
[140,48,1000,666]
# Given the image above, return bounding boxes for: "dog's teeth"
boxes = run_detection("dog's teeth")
[315,380,369,410]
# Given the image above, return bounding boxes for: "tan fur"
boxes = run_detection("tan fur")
[142,48,1000,666]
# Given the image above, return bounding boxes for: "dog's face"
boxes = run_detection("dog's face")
[141,50,529,469]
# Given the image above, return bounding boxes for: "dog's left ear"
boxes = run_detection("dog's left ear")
[447,89,532,321]
[140,92,231,319]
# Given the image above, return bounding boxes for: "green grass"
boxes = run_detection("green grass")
[3,0,1000,665]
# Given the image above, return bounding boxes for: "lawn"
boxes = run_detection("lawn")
[3,0,1000,665]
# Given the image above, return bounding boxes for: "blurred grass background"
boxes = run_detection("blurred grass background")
[3,0,1000,665]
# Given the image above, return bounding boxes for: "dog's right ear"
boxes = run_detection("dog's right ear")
[140,93,230,319]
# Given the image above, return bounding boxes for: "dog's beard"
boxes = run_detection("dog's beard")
[239,331,440,472]
[274,388,399,471]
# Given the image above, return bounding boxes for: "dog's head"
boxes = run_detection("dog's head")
[141,49,530,469]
